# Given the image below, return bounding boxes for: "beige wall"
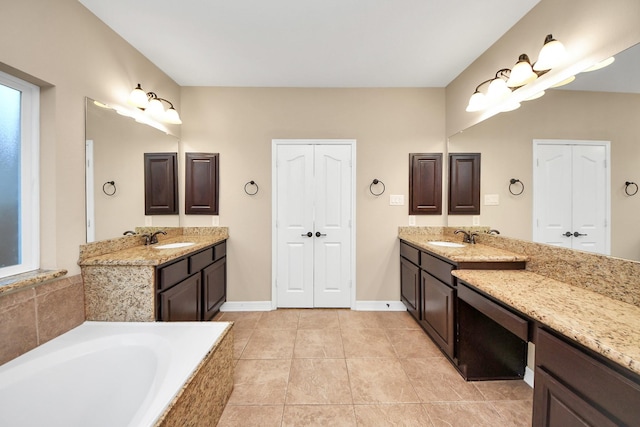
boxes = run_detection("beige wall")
[448,89,640,261]
[0,0,180,275]
[446,0,640,137]
[180,87,445,302]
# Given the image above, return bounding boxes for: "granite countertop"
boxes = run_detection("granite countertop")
[79,235,227,267]
[400,235,528,263]
[452,269,640,375]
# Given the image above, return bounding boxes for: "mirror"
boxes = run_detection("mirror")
[448,43,640,261]
[85,97,180,242]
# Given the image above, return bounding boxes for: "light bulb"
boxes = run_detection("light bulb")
[533,34,566,71]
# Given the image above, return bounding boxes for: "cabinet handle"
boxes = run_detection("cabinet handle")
[315,232,327,237]
[301,232,313,237]
[573,232,588,237]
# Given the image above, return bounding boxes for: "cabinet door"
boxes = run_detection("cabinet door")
[144,152,178,215]
[421,271,455,357]
[448,153,480,215]
[400,257,420,320]
[202,257,226,320]
[409,153,442,215]
[185,152,219,215]
[533,368,618,427]
[159,274,201,321]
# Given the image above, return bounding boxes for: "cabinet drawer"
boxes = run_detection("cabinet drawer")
[536,328,640,427]
[458,283,528,341]
[214,241,226,261]
[158,258,189,290]
[420,251,454,286]
[400,242,420,265]
[189,248,214,273]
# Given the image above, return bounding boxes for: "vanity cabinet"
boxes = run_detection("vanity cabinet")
[156,241,226,321]
[533,327,640,427]
[400,245,420,319]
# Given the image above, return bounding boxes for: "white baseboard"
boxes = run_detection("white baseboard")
[353,301,408,311]
[524,366,535,388]
[220,301,273,312]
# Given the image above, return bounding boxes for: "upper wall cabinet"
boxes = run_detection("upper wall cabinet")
[449,153,481,215]
[409,153,443,215]
[185,152,219,215]
[144,152,178,215]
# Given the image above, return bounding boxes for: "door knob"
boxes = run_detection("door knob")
[573,232,588,237]
[315,232,327,237]
[563,231,572,237]
[301,232,313,237]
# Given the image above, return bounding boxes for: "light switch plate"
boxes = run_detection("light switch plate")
[390,195,405,206]
[408,215,416,226]
[144,216,152,226]
[484,194,500,206]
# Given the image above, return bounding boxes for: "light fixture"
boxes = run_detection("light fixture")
[550,75,576,88]
[507,54,538,87]
[524,91,545,101]
[127,83,182,124]
[533,34,567,71]
[582,56,615,72]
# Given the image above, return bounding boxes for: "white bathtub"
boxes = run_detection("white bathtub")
[0,321,232,427]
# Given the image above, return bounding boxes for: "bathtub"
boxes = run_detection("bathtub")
[0,321,233,427]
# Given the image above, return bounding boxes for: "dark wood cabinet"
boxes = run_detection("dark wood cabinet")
[409,153,442,215]
[159,274,201,321]
[185,152,219,215]
[533,327,640,427]
[144,152,178,215]
[156,240,227,321]
[448,153,480,215]
[421,270,455,358]
[400,254,420,320]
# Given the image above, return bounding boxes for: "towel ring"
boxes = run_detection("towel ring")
[102,181,116,196]
[244,180,259,195]
[509,178,524,196]
[370,179,385,196]
[625,181,638,196]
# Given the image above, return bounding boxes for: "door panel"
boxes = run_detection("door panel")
[572,145,606,254]
[276,145,314,308]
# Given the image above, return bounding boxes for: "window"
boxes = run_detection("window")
[0,70,39,278]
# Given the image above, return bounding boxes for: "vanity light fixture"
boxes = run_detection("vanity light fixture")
[127,83,182,125]
[466,34,568,113]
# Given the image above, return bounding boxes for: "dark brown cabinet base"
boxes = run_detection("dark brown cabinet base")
[157,240,226,321]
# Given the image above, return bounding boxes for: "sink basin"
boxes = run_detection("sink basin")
[426,241,465,248]
[153,242,195,249]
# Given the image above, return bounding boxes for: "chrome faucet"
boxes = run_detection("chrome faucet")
[454,229,479,244]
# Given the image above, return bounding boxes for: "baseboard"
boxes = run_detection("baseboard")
[220,301,273,312]
[524,366,535,388]
[353,301,408,311]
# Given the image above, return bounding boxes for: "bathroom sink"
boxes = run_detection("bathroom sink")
[153,242,196,249]
[426,241,465,248]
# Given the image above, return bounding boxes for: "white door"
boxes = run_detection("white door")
[274,141,354,308]
[533,140,610,255]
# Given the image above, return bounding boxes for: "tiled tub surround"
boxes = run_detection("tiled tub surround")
[0,321,234,427]
[452,269,640,375]
[0,274,83,365]
[79,227,228,321]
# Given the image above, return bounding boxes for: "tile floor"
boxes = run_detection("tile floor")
[214,309,533,426]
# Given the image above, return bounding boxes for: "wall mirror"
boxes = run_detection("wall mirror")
[85,97,180,242]
[447,42,640,261]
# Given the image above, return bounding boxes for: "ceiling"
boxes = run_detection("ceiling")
[79,0,540,88]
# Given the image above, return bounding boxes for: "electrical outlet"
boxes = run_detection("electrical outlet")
[473,216,480,226]
[144,216,152,226]
[408,215,416,226]
[212,216,219,226]
[389,195,405,206]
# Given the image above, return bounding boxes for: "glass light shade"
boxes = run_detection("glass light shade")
[500,101,521,112]
[533,35,566,71]
[146,97,165,119]
[582,56,615,72]
[486,78,511,101]
[507,55,537,87]
[466,91,486,112]
[128,84,149,108]
[524,91,545,101]
[550,75,576,88]
[164,107,182,124]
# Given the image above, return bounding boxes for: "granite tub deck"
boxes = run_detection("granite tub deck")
[452,269,640,376]
[79,227,228,321]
